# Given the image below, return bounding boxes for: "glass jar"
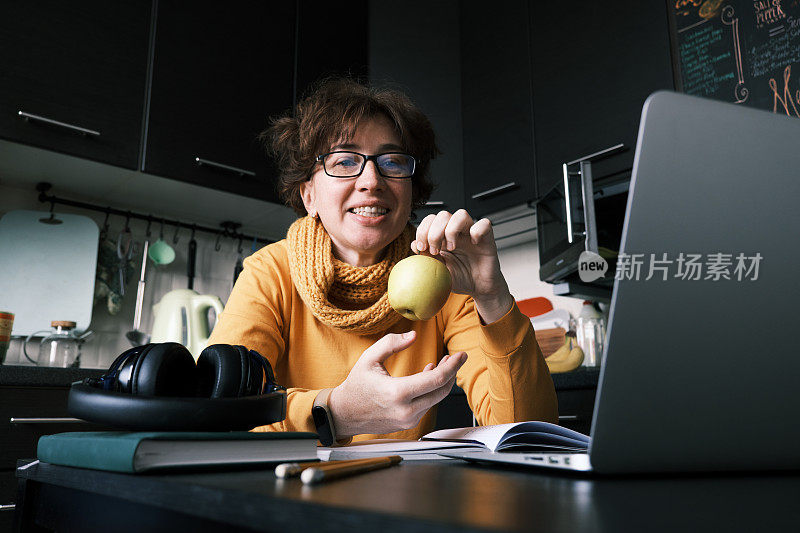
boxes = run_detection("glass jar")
[24,321,81,368]
[572,302,606,368]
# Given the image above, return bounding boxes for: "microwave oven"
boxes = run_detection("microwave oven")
[536,144,629,285]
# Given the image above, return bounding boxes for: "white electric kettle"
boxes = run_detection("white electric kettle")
[150,289,224,360]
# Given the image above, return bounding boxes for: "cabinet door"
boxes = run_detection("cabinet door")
[461,0,536,218]
[0,1,150,169]
[0,385,108,530]
[556,388,596,436]
[144,1,295,202]
[413,174,466,222]
[295,0,369,102]
[367,0,464,222]
[530,1,675,197]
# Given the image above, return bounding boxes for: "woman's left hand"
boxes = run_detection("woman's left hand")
[412,209,515,324]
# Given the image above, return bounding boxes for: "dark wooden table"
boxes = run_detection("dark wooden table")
[14,458,800,532]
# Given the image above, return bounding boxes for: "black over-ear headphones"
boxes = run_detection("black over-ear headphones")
[68,343,286,431]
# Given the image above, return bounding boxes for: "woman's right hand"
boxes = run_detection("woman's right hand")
[328,331,467,439]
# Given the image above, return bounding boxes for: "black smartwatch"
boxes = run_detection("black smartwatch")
[312,388,337,446]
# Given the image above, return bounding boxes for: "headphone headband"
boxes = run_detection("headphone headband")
[69,383,286,431]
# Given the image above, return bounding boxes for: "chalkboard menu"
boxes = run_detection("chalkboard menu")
[668,0,800,117]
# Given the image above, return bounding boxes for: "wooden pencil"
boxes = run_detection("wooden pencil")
[274,457,391,479]
[300,455,403,485]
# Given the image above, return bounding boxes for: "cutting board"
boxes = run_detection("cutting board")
[0,210,98,336]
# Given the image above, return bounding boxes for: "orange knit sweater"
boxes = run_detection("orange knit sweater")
[207,239,558,441]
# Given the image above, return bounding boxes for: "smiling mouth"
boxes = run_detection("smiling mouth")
[349,206,389,217]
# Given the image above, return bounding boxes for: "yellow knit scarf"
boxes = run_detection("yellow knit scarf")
[286,215,413,336]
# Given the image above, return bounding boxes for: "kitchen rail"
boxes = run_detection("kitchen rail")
[35,182,274,247]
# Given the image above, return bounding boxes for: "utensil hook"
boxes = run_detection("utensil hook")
[38,200,63,225]
[215,230,223,251]
[237,236,243,254]
[173,223,180,244]
[159,219,165,240]
[145,217,152,238]
[100,208,111,240]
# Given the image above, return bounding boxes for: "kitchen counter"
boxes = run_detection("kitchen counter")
[0,365,104,388]
[550,366,600,390]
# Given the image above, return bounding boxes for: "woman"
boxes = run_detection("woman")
[208,78,557,442]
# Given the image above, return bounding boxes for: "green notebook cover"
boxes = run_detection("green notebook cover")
[37,431,319,473]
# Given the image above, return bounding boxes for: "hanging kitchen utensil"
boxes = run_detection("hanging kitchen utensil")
[116,218,133,296]
[99,208,111,242]
[149,219,176,265]
[233,236,244,287]
[187,226,197,290]
[126,240,151,347]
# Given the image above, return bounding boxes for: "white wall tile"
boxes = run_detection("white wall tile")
[497,240,584,319]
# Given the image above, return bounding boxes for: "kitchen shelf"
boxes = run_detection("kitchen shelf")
[0,139,298,242]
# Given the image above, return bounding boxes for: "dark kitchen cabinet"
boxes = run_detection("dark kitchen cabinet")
[143,1,296,203]
[551,368,600,435]
[0,2,370,203]
[0,385,106,531]
[461,0,537,218]
[368,0,464,223]
[529,1,675,197]
[556,387,596,435]
[295,0,369,102]
[413,181,466,222]
[144,1,369,203]
[0,1,151,169]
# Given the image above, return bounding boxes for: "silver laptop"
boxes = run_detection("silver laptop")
[443,91,800,474]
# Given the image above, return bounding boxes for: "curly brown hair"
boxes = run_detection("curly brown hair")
[263,78,439,216]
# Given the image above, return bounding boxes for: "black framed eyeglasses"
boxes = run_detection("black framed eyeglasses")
[315,151,416,179]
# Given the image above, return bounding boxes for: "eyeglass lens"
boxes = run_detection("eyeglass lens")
[324,152,415,178]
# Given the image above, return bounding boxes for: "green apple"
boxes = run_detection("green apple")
[388,255,452,321]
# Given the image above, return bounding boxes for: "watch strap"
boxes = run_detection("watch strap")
[312,388,337,446]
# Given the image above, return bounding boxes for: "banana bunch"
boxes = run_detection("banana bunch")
[545,331,584,373]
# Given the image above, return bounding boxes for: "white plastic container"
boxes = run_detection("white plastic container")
[573,301,606,367]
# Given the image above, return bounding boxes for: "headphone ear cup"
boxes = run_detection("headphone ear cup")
[115,345,151,394]
[108,345,143,375]
[130,342,197,397]
[244,347,265,396]
[197,344,261,398]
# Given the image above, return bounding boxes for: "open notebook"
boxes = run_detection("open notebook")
[318,422,589,461]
